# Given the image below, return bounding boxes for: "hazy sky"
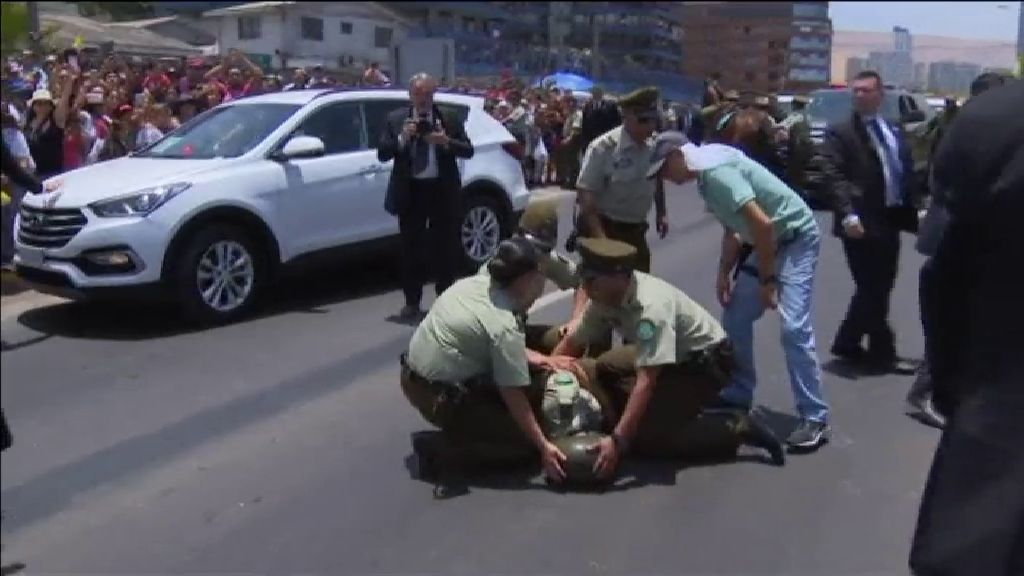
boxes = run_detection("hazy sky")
[830,1,1021,41]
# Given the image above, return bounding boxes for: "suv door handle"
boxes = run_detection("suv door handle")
[358,164,386,175]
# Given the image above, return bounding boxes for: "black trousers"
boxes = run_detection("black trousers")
[398,178,460,308]
[834,230,901,359]
[908,258,937,400]
[909,391,1024,576]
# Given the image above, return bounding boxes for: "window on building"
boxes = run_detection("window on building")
[340,21,353,35]
[745,71,756,82]
[743,26,752,35]
[768,40,776,49]
[301,16,323,41]
[238,15,261,40]
[374,26,393,48]
[768,71,780,82]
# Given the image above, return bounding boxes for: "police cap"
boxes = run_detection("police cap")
[618,86,660,113]
[518,200,559,252]
[577,238,636,278]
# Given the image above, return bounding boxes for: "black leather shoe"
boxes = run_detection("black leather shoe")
[830,343,868,361]
[906,397,946,429]
[741,416,786,466]
[867,356,918,376]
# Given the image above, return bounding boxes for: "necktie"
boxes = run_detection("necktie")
[413,135,430,176]
[867,119,903,205]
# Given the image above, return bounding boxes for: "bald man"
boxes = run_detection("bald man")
[379,73,475,320]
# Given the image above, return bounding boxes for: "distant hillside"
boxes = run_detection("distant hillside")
[832,29,1017,81]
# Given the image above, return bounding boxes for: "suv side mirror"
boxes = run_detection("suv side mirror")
[274,135,325,161]
[901,110,926,124]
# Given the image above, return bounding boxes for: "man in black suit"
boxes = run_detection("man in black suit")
[909,78,1023,576]
[821,70,917,374]
[580,86,621,153]
[379,73,474,320]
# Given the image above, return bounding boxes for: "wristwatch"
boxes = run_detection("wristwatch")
[610,432,630,455]
[759,274,779,286]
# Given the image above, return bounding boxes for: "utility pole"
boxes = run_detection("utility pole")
[27,1,42,53]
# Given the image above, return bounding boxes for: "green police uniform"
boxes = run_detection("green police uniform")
[576,87,660,273]
[566,238,750,457]
[780,96,812,190]
[561,239,786,463]
[480,200,614,356]
[402,273,542,466]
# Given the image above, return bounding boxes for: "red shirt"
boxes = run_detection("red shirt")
[63,132,86,171]
[143,73,172,93]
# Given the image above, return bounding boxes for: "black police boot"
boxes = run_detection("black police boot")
[410,431,470,499]
[410,431,443,482]
[738,416,786,466]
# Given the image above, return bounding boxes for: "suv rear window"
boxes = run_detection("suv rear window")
[807,90,901,126]
[362,99,470,150]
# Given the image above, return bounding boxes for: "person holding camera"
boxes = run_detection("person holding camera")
[379,73,474,321]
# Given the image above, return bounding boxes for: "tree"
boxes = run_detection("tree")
[0,2,30,52]
[77,2,155,21]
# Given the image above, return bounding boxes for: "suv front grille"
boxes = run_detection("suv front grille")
[18,205,87,248]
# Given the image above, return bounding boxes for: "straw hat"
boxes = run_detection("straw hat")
[29,89,54,105]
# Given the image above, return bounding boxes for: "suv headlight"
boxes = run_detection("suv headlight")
[90,183,191,218]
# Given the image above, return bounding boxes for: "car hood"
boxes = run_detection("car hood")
[38,157,236,208]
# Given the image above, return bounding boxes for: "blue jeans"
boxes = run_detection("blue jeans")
[720,230,830,422]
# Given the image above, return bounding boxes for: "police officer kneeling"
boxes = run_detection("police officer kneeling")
[401,236,571,484]
[552,238,785,479]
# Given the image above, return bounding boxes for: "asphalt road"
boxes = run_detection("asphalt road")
[1,184,939,575]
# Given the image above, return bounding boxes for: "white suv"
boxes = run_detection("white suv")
[14,89,529,323]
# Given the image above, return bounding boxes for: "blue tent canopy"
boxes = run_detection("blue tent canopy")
[534,72,594,91]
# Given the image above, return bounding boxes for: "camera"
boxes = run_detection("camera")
[415,115,434,136]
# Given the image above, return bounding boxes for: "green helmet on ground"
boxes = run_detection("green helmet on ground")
[551,431,611,488]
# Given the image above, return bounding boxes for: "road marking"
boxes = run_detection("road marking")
[529,189,576,202]
[0,290,67,323]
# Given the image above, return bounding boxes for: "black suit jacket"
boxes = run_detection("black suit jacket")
[581,100,621,151]
[925,81,1024,417]
[377,105,474,216]
[2,140,42,194]
[820,112,918,237]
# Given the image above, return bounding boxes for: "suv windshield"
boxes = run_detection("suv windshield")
[136,103,301,159]
[807,90,901,126]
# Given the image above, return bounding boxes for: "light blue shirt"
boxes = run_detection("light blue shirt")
[697,154,818,244]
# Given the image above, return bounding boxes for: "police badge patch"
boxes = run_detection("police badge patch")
[636,319,657,342]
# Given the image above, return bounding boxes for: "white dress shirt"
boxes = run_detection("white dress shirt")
[404,109,439,179]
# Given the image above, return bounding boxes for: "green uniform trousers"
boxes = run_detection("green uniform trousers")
[587,342,744,458]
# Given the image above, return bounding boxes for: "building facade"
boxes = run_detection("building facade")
[845,56,866,83]
[681,1,832,94]
[202,2,411,74]
[386,2,694,99]
[927,60,981,96]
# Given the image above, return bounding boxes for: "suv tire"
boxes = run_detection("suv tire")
[172,224,267,325]
[459,194,508,270]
